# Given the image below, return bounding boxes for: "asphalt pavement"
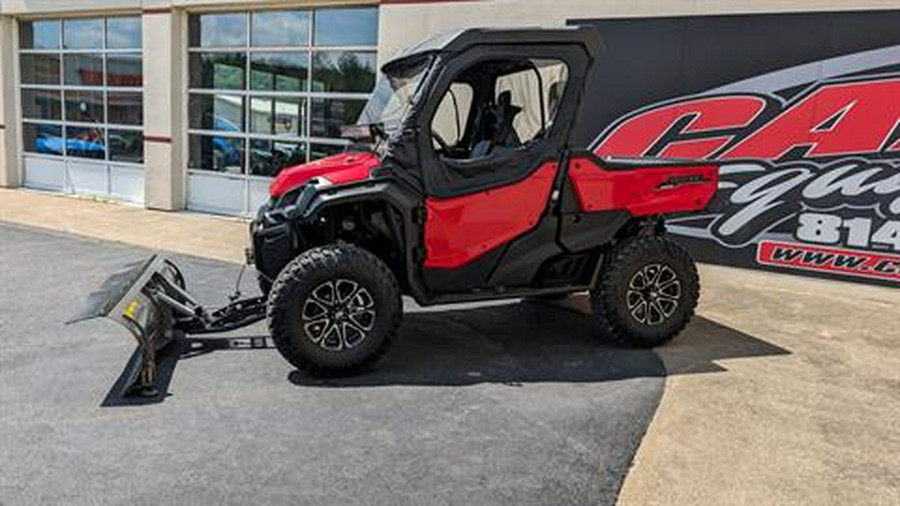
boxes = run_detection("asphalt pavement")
[0,222,665,505]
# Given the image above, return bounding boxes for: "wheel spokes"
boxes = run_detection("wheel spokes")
[335,279,360,305]
[655,296,678,317]
[310,281,337,305]
[320,321,344,350]
[646,300,666,325]
[629,270,648,290]
[342,320,368,347]
[303,318,331,343]
[302,298,328,320]
[658,280,681,299]
[626,263,682,326]
[644,264,663,286]
[301,278,377,351]
[630,300,648,323]
[626,290,645,310]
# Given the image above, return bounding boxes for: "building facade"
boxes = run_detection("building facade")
[0,0,892,215]
[0,1,898,285]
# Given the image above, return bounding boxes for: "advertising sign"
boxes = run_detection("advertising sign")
[572,11,900,286]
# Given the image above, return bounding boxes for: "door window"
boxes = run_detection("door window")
[430,82,473,154]
[496,59,569,144]
[429,57,569,163]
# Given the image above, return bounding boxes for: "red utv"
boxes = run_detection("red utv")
[74,27,718,394]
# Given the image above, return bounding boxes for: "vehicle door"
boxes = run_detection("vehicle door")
[416,44,591,292]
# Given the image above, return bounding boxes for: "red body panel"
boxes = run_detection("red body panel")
[269,152,380,198]
[424,163,558,269]
[567,157,718,215]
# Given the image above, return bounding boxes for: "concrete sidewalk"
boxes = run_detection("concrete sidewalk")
[0,188,249,264]
[1,188,898,505]
[615,266,899,505]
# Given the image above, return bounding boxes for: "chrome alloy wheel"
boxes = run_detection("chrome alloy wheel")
[625,264,681,326]
[301,279,376,350]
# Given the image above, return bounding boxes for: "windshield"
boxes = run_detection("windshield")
[356,55,433,139]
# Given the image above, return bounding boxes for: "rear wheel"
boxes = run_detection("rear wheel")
[267,243,402,376]
[590,236,699,348]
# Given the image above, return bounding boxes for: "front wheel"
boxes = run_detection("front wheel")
[590,236,699,348]
[267,243,402,376]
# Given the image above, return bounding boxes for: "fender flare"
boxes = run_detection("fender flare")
[298,180,430,302]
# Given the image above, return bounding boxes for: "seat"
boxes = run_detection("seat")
[469,91,522,159]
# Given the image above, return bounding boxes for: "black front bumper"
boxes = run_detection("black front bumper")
[250,204,296,281]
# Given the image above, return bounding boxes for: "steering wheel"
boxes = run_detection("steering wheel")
[431,131,450,153]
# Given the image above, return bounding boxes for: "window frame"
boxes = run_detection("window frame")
[18,15,144,166]
[415,45,585,199]
[185,7,378,180]
[430,81,475,151]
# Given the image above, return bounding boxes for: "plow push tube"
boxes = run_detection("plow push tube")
[68,255,267,397]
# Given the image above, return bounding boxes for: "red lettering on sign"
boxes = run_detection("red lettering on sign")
[721,79,900,159]
[595,96,766,159]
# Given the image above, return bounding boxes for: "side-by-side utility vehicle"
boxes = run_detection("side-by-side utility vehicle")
[73,27,719,395]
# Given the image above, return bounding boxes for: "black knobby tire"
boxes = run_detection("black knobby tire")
[267,243,402,376]
[590,236,699,348]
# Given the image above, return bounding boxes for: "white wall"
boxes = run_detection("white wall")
[142,9,184,210]
[0,0,376,15]
[379,0,900,59]
[0,16,16,187]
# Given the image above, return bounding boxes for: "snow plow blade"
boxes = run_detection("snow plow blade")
[69,255,188,396]
[69,255,268,397]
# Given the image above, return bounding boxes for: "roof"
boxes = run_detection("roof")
[383,26,602,70]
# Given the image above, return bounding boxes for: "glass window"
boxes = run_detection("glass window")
[21,89,62,121]
[107,17,141,49]
[19,15,145,173]
[106,53,143,87]
[189,134,246,173]
[66,126,106,160]
[23,123,63,155]
[189,13,247,48]
[495,69,542,143]
[189,94,245,132]
[495,59,569,143]
[538,60,569,128]
[252,10,309,47]
[309,143,346,161]
[64,18,104,49]
[311,51,375,93]
[187,7,377,184]
[190,52,246,90]
[20,54,60,85]
[311,98,366,138]
[107,92,143,126]
[314,8,378,46]
[250,52,308,92]
[249,139,306,177]
[65,89,104,123]
[20,20,61,50]
[425,58,568,164]
[64,53,104,86]
[250,96,304,136]
[108,129,143,163]
[431,82,474,149]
